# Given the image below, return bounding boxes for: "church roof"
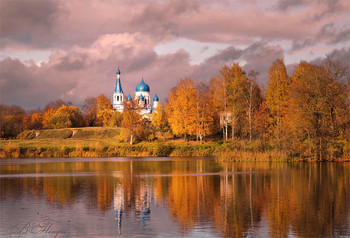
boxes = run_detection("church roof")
[127,94,132,100]
[153,94,159,101]
[135,78,150,92]
[114,78,123,93]
[139,94,144,100]
[114,67,123,93]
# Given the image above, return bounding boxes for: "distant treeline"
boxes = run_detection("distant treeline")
[1,57,349,160]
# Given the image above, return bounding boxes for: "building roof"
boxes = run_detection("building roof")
[153,94,159,101]
[117,67,121,75]
[135,78,150,92]
[127,94,132,100]
[114,78,123,93]
[139,94,144,100]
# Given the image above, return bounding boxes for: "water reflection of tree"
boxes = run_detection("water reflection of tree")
[1,161,349,237]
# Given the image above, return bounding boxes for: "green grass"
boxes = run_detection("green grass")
[1,127,348,161]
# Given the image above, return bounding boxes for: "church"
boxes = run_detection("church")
[112,67,159,116]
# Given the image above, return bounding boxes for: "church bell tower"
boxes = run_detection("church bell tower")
[113,67,124,112]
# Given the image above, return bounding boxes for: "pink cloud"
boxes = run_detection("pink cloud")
[1,0,349,109]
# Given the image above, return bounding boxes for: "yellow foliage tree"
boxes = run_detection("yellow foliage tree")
[121,100,142,145]
[151,103,165,130]
[48,105,85,129]
[96,94,112,126]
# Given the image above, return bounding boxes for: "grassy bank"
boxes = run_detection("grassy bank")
[0,128,349,161]
[0,139,290,161]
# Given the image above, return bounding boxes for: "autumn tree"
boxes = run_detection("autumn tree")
[287,59,350,159]
[0,104,25,138]
[96,94,112,127]
[165,78,197,140]
[226,63,249,139]
[121,100,142,145]
[253,101,269,144]
[42,99,72,128]
[42,108,57,128]
[44,99,72,111]
[265,59,290,142]
[108,111,123,127]
[83,97,99,126]
[48,105,85,129]
[195,81,215,144]
[211,63,253,140]
[25,112,43,130]
[244,71,263,141]
[209,76,229,140]
[152,103,165,131]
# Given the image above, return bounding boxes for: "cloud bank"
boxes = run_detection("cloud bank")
[1,0,349,109]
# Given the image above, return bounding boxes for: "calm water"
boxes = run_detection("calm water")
[0,158,349,237]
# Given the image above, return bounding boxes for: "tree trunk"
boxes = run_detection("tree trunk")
[130,133,133,145]
[249,82,253,142]
[231,123,235,140]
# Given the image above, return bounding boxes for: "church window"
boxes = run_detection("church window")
[117,96,119,101]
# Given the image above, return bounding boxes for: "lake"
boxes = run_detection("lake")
[0,158,349,237]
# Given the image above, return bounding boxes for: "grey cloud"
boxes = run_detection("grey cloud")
[129,0,200,39]
[242,44,285,85]
[124,51,158,73]
[316,23,350,44]
[54,54,87,71]
[328,47,350,64]
[272,0,305,11]
[292,23,350,50]
[313,0,342,21]
[0,0,61,49]
[191,43,284,87]
[0,41,193,109]
[206,46,242,64]
[0,57,77,109]
[331,29,350,44]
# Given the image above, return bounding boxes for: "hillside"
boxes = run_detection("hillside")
[17,127,122,140]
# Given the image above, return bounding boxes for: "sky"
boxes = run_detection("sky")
[0,0,349,110]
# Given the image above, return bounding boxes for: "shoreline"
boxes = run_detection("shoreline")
[1,140,349,162]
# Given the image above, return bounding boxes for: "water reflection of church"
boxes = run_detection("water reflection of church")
[113,171,154,235]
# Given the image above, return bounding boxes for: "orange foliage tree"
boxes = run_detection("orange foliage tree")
[166,78,197,139]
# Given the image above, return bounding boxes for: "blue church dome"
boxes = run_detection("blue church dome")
[117,67,121,75]
[135,78,150,92]
[153,94,159,101]
[127,94,132,100]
